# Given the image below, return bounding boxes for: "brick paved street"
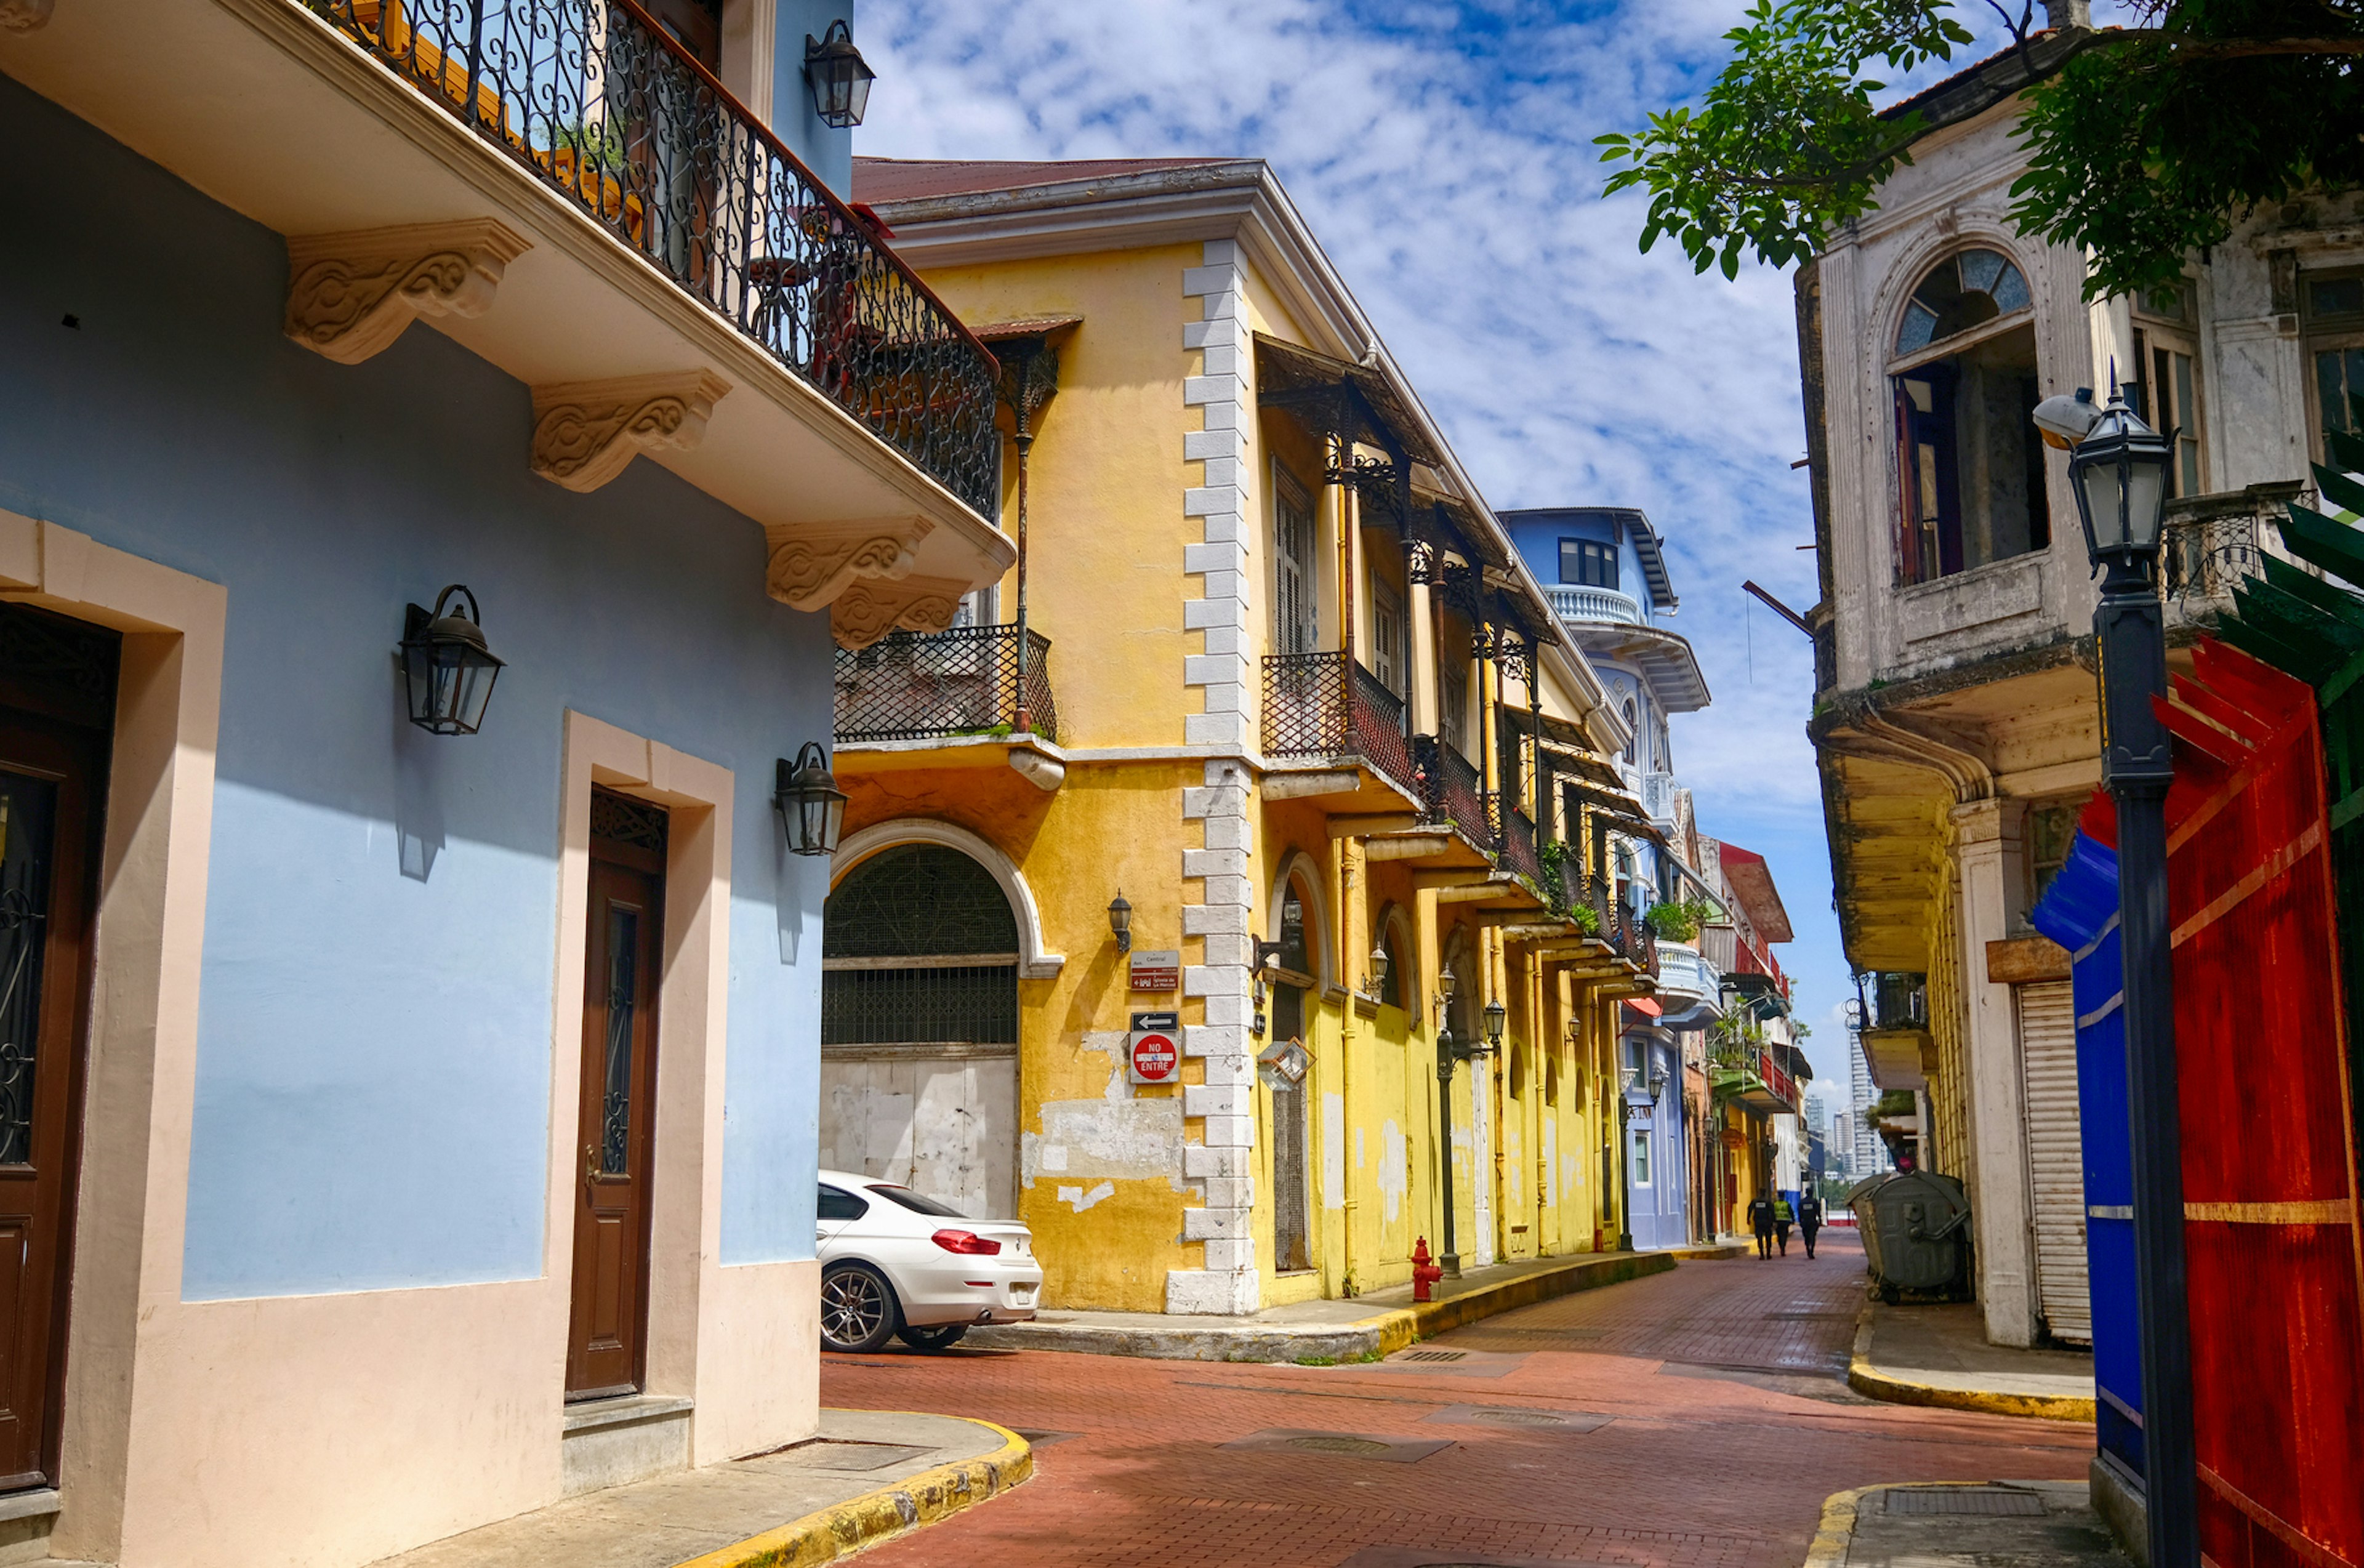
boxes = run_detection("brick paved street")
[821,1234,2095,1568]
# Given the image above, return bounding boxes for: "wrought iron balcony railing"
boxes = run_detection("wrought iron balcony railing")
[1260,653,1419,795]
[2162,483,2294,615]
[1546,585,1644,627]
[312,0,1000,516]
[1416,737,1491,851]
[1494,797,1544,888]
[835,624,1056,744]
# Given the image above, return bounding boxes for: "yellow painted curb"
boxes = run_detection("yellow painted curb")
[1846,1303,2097,1423]
[1804,1484,1877,1568]
[670,1415,1032,1568]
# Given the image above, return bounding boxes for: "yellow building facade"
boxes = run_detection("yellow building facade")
[819,157,1666,1313]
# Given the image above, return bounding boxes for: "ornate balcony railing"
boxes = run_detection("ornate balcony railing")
[1260,654,1419,795]
[835,624,1055,744]
[1495,798,1544,888]
[311,0,1000,516]
[1546,585,1644,627]
[1417,738,1492,849]
[1655,941,1719,1008]
[2162,483,2294,616]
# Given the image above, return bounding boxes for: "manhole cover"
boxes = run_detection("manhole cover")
[1401,1349,1468,1362]
[1885,1489,2048,1517]
[1423,1404,1614,1433]
[1218,1428,1454,1463]
[1289,1434,1394,1455]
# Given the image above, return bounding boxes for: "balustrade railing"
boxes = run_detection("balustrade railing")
[1545,585,1644,627]
[310,0,1000,515]
[835,624,1055,743]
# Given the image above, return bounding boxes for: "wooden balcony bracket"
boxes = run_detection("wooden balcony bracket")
[530,370,731,494]
[285,219,531,366]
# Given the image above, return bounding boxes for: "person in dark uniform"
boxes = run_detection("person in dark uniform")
[1747,1192,1775,1259]
[1798,1188,1825,1259]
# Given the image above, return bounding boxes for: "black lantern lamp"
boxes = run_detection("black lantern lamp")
[2063,388,2176,566]
[803,20,875,128]
[774,742,846,857]
[1108,891,1133,954]
[1369,939,1390,995]
[1482,997,1506,1055]
[400,585,505,736]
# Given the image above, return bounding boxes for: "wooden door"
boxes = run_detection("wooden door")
[0,717,100,1487]
[640,0,720,68]
[566,796,665,1401]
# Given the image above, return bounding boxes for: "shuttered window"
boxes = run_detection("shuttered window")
[2017,980,2091,1345]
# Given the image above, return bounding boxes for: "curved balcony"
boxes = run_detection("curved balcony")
[1654,941,1721,1010]
[1546,585,1644,627]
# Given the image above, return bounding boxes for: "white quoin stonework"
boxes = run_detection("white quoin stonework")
[1170,242,1262,1314]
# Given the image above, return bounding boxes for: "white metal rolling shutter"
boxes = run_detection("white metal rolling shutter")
[2017,981,2091,1345]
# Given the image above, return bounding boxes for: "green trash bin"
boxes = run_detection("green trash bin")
[1846,1170,1971,1301]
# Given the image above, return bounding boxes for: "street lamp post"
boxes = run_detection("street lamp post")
[1435,963,1463,1277]
[2035,384,2195,1568]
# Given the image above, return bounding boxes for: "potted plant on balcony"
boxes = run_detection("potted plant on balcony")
[1644,898,1713,944]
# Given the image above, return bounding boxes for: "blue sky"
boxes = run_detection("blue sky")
[851,1,2137,1093]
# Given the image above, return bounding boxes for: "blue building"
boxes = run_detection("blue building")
[0,5,1008,1564]
[1499,509,1714,1250]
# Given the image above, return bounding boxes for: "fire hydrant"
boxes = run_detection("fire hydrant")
[1410,1236,1443,1303]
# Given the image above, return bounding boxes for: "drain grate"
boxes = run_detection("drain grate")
[1287,1434,1395,1455]
[1423,1403,1615,1434]
[1885,1488,2048,1517]
[1399,1349,1468,1362]
[1763,1311,1856,1321]
[1218,1428,1454,1463]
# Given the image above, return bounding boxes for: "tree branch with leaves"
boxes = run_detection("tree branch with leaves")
[1597,0,2364,297]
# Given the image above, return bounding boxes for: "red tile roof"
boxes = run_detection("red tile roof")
[853,156,1234,206]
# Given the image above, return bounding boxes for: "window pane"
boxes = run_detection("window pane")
[2321,349,2358,436]
[1897,302,1939,355]
[0,773,57,1167]
[1989,263,2029,313]
[818,1184,869,1221]
[1558,539,1583,584]
[2312,277,2364,318]
[1958,248,2003,294]
[868,1183,966,1218]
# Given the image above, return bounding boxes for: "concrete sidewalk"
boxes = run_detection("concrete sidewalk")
[967,1242,1747,1363]
[1807,1481,2129,1568]
[1849,1299,2097,1421]
[364,1409,1027,1568]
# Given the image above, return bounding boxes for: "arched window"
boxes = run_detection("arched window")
[1891,247,2049,585]
[1896,247,2030,356]
[1621,697,1638,764]
[823,845,1018,1045]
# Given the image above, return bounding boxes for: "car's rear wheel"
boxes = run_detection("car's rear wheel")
[896,1322,968,1352]
[820,1262,898,1353]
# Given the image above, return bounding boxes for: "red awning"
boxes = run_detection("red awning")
[1625,997,1663,1019]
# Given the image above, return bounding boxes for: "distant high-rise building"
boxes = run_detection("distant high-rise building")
[1849,1027,1884,1175]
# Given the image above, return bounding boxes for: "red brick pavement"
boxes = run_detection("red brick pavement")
[821,1234,2094,1568]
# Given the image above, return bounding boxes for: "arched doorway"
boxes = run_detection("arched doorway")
[821,842,1020,1218]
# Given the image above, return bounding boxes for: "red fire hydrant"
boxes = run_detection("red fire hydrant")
[1410,1236,1443,1303]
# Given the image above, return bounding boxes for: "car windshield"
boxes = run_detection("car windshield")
[866,1184,967,1218]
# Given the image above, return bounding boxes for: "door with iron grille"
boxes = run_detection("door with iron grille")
[566,790,666,1401]
[1270,981,1311,1272]
[822,845,1019,1219]
[0,602,115,1487]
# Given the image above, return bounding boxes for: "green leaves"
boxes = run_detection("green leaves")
[1595,0,1968,276]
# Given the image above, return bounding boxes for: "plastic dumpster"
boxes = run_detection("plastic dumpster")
[1846,1170,1971,1301]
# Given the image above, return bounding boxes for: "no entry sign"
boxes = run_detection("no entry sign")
[1128,1011,1181,1085]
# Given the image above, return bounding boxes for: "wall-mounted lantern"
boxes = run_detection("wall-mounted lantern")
[1252,936,1284,973]
[399,584,505,736]
[803,20,876,128]
[774,742,846,857]
[1108,891,1133,954]
[1483,997,1507,1053]
[1368,940,1390,995]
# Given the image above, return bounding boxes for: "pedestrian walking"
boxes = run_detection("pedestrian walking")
[1773,1194,1794,1256]
[1798,1188,1824,1259]
[1747,1192,1774,1258]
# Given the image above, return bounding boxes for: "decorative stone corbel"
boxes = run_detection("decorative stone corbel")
[829,577,969,650]
[1,0,54,30]
[763,518,934,611]
[284,219,530,365]
[529,371,731,493]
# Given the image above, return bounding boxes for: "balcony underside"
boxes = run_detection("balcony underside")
[1,0,1011,641]
[1264,760,1424,816]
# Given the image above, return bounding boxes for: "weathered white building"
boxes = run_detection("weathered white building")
[1798,0,2336,1348]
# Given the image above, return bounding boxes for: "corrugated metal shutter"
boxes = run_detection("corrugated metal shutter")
[2018,980,2090,1345]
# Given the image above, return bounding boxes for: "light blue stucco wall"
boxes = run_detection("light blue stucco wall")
[0,73,830,1300]
[774,1,856,197]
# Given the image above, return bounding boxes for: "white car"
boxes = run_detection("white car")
[815,1170,1043,1352]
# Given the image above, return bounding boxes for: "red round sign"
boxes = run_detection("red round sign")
[1130,1031,1180,1082]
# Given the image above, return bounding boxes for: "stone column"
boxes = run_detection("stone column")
[1953,797,2038,1346]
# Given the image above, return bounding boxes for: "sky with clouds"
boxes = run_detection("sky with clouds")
[849,0,2138,1096]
